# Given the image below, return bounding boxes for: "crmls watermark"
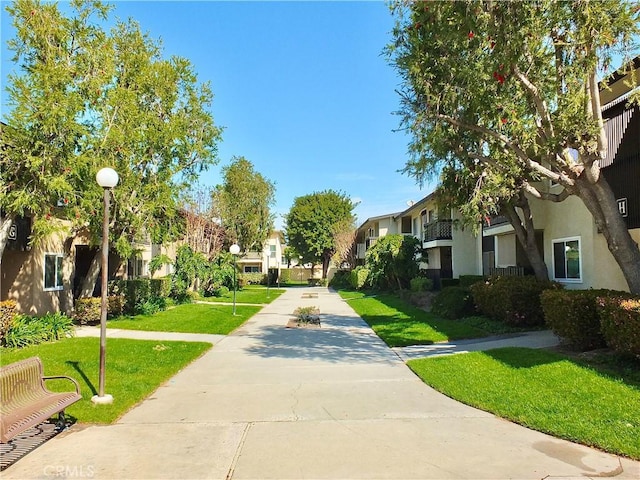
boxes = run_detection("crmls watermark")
[43,465,96,478]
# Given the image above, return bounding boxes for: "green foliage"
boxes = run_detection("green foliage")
[431,286,476,319]
[365,234,422,290]
[3,312,74,348]
[1,0,222,260]
[458,275,484,288]
[239,272,265,286]
[285,190,356,277]
[349,266,370,290]
[386,0,640,291]
[293,306,320,325]
[410,276,433,292]
[441,278,460,288]
[540,289,625,351]
[109,278,170,315]
[329,270,351,289]
[0,300,18,345]
[149,254,172,276]
[471,276,561,326]
[599,296,640,358]
[170,245,208,299]
[213,156,276,252]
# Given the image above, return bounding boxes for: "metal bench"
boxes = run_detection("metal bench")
[0,356,82,443]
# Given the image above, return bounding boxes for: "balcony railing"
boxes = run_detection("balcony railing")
[423,220,453,242]
[483,215,510,228]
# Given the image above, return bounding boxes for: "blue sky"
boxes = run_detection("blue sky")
[1,0,431,229]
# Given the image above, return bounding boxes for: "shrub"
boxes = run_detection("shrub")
[3,312,73,348]
[0,300,18,345]
[279,269,292,284]
[109,279,169,315]
[74,297,101,325]
[410,277,433,292]
[458,275,484,288]
[471,276,561,326]
[599,296,640,357]
[440,278,460,288]
[239,273,264,285]
[214,285,230,297]
[541,289,619,350]
[349,266,369,290]
[431,286,476,319]
[293,306,320,325]
[329,270,351,289]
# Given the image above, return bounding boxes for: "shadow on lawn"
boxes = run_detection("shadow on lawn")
[66,360,97,395]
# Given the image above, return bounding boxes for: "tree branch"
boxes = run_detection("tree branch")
[522,181,571,202]
[512,64,555,141]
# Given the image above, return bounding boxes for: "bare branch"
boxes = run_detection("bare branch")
[512,64,555,141]
[522,181,571,202]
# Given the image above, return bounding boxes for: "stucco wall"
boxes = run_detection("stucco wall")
[451,221,481,276]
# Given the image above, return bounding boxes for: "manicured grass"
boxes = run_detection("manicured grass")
[108,303,261,334]
[408,347,640,459]
[338,290,526,346]
[0,337,211,424]
[199,285,285,304]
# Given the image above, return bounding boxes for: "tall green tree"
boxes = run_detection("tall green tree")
[285,190,356,279]
[365,234,422,290]
[387,0,640,292]
[1,0,222,298]
[213,156,276,252]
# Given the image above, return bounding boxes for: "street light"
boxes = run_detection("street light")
[229,243,240,315]
[92,167,118,405]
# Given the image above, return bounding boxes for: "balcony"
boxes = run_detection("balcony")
[423,220,452,242]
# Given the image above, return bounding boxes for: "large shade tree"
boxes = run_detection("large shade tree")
[1,0,222,299]
[212,156,276,253]
[285,190,356,279]
[387,0,640,292]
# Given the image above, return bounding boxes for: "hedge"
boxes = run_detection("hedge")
[410,277,434,292]
[540,289,614,350]
[599,296,640,357]
[74,296,124,325]
[471,276,561,326]
[431,286,476,319]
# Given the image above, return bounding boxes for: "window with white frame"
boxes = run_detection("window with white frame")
[552,237,582,282]
[44,253,64,291]
[244,265,260,273]
[269,244,276,258]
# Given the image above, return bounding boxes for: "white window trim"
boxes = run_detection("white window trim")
[43,252,64,291]
[552,236,583,283]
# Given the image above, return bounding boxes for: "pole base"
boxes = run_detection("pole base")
[91,394,114,405]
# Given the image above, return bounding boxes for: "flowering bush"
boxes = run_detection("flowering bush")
[599,296,640,357]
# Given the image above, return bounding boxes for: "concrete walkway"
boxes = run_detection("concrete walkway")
[4,287,639,479]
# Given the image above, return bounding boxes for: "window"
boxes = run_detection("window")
[401,216,412,234]
[44,253,64,290]
[269,244,276,258]
[553,237,581,282]
[244,266,260,273]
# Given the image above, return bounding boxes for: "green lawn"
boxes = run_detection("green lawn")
[198,285,285,304]
[408,347,640,459]
[339,290,526,346]
[0,337,211,424]
[108,303,261,334]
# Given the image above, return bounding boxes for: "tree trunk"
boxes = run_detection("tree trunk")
[503,198,549,281]
[322,252,331,279]
[78,249,101,298]
[0,213,16,262]
[575,176,640,294]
